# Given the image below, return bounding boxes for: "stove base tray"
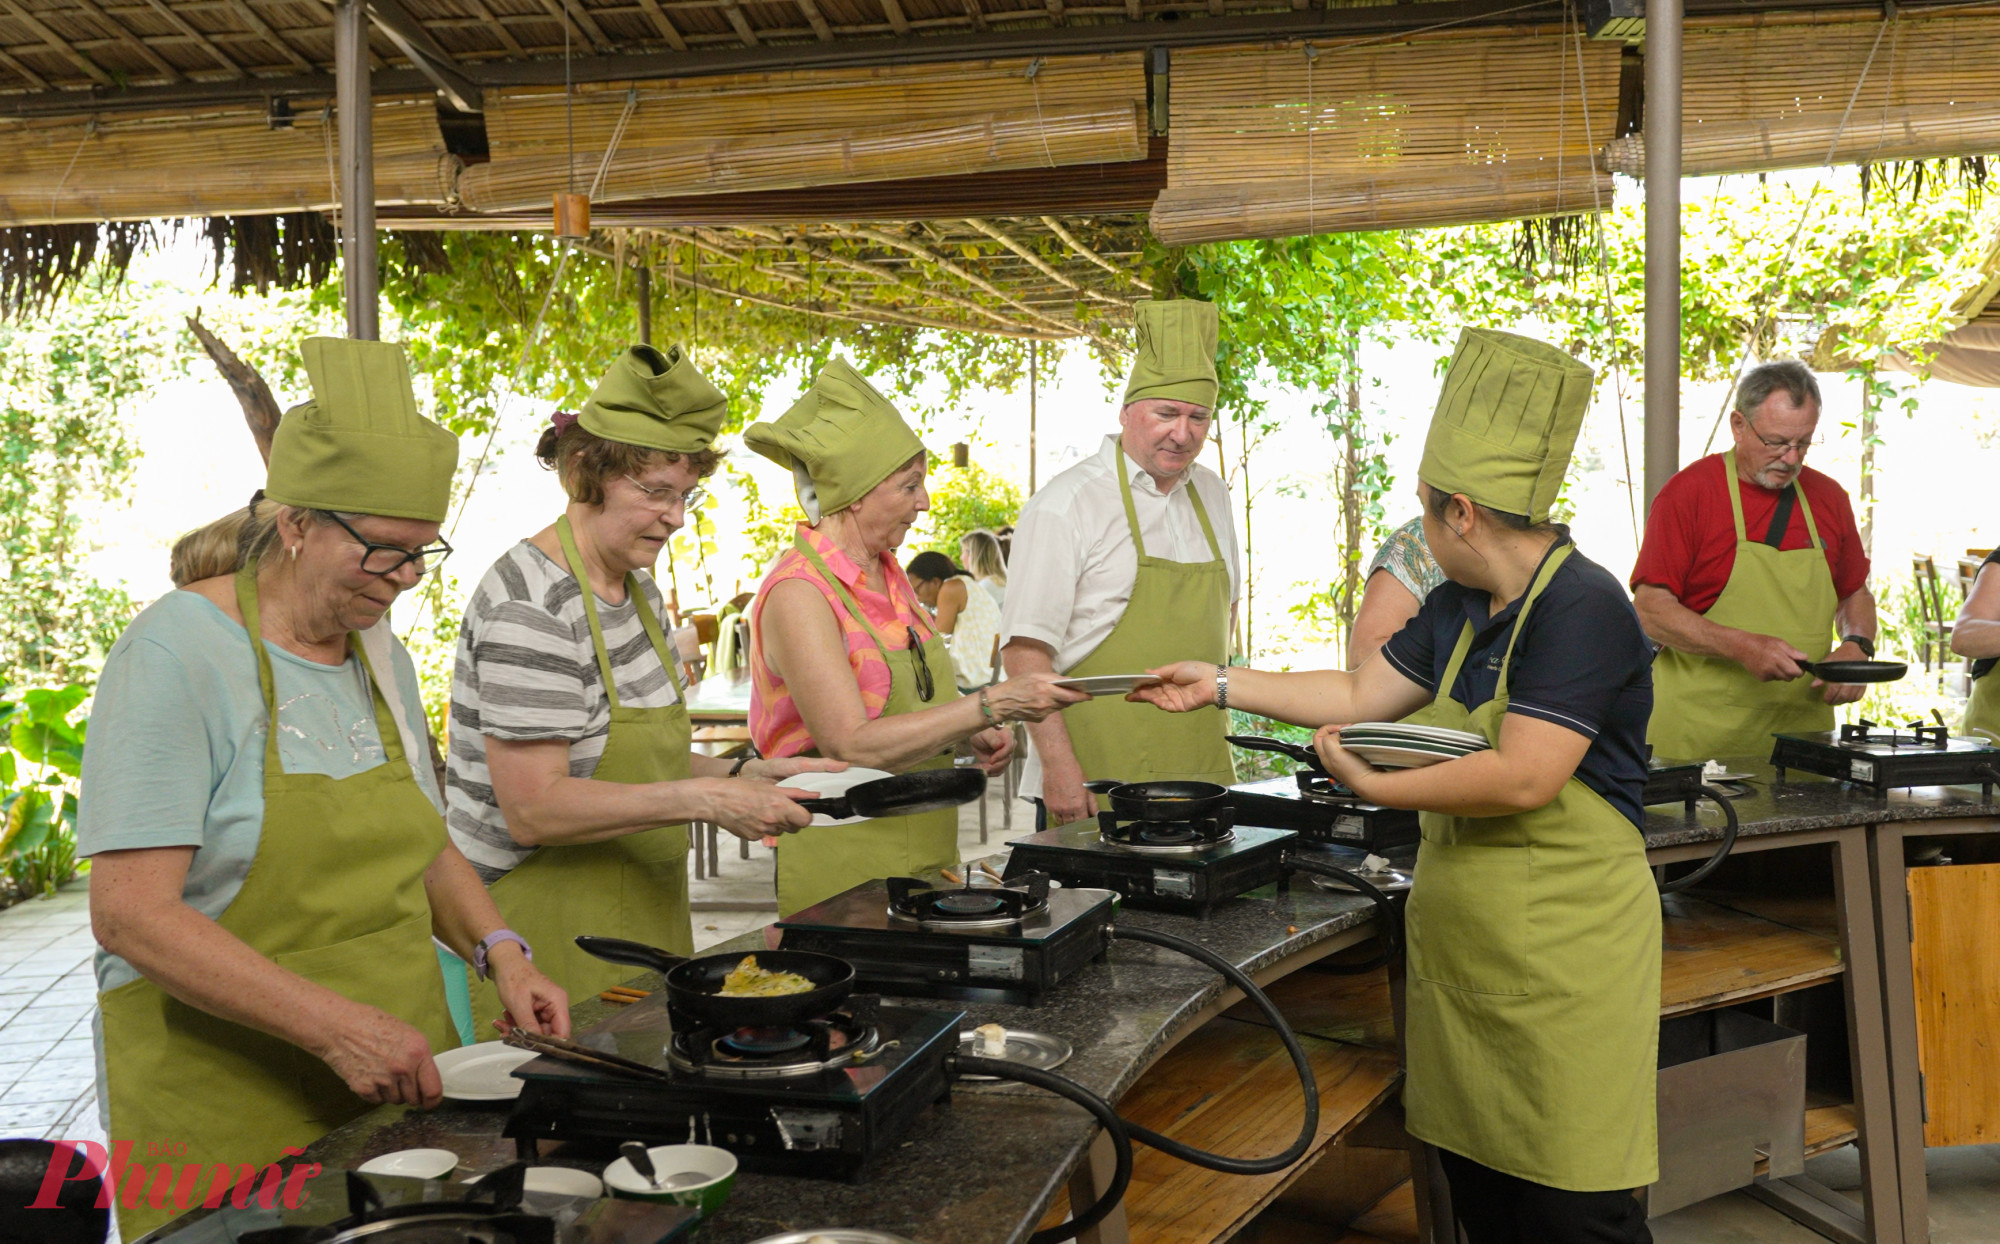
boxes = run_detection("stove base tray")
[1003,824,1297,917]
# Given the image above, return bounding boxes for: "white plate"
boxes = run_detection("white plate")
[1337,732,1485,753]
[357,1148,458,1179]
[1345,743,1464,770]
[1052,674,1163,695]
[435,1042,538,1101]
[466,1167,603,1198]
[1343,722,1491,749]
[777,767,893,827]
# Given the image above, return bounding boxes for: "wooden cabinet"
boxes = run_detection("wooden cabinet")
[1906,862,2000,1147]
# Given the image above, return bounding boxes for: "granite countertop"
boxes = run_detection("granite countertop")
[1641,756,2000,850]
[296,879,1381,1244]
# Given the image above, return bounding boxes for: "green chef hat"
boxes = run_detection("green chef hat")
[579,344,727,453]
[265,337,459,523]
[1417,328,1595,524]
[1122,299,1220,409]
[743,357,926,523]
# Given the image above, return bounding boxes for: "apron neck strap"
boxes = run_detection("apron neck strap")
[1427,538,1575,710]
[234,563,406,770]
[1114,439,1223,563]
[792,531,932,658]
[1724,451,1825,550]
[557,514,681,712]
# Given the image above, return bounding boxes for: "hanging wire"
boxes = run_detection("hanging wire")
[564,9,575,196]
[1304,44,1319,238]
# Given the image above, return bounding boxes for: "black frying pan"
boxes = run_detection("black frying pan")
[796,768,987,820]
[1083,778,1231,822]
[574,936,854,1027]
[1226,734,1329,777]
[1802,659,1907,685]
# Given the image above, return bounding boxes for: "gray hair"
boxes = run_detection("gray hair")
[1734,360,1821,419]
[237,496,342,569]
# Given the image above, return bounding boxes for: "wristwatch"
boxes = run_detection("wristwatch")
[473,930,533,981]
[1841,634,1877,659]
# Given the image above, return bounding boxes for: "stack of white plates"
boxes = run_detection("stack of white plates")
[1338,722,1491,770]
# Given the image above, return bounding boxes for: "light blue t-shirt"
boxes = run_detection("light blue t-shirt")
[79,589,440,994]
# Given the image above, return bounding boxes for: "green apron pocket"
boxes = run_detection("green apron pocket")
[274,912,444,1121]
[1408,843,1533,997]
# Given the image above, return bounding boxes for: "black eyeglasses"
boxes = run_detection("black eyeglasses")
[327,512,453,579]
[905,626,936,702]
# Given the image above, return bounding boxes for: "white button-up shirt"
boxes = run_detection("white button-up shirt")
[1001,434,1241,797]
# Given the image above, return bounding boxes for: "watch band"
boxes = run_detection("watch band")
[1841,634,1877,659]
[1215,665,1229,712]
[473,930,533,981]
[728,754,753,777]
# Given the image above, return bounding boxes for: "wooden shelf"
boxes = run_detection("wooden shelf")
[1220,964,1397,1052]
[1661,895,1844,1016]
[1750,1099,1858,1176]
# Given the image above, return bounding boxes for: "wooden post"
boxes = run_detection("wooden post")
[334,0,377,340]
[637,265,653,347]
[1028,340,1039,495]
[1643,0,1683,508]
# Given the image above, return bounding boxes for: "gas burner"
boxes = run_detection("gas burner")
[666,1008,881,1079]
[1295,772,1359,800]
[886,873,1050,929]
[1096,809,1234,852]
[1840,719,1950,750]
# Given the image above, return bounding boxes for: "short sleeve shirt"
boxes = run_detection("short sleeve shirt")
[1381,540,1655,827]
[1365,517,1447,602]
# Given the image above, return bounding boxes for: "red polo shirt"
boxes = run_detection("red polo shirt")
[1630,454,1870,614]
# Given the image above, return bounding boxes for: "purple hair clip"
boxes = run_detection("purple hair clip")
[550,410,580,435]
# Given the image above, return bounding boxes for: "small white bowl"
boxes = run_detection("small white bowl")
[602,1144,738,1216]
[465,1166,603,1198]
[357,1148,458,1180]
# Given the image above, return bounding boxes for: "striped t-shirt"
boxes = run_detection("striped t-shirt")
[446,540,681,882]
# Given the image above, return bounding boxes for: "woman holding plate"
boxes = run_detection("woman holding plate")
[1133,329,1659,1244]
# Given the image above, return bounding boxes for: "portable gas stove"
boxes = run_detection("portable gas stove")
[506,991,961,1180]
[1228,774,1420,851]
[1002,809,1298,917]
[1643,756,1708,807]
[150,1166,695,1242]
[776,873,1115,1005]
[1772,720,2000,796]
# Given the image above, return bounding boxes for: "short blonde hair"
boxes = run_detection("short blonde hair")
[169,510,251,586]
[960,529,1008,586]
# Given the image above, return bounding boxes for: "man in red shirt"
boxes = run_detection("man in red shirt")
[1632,360,1877,761]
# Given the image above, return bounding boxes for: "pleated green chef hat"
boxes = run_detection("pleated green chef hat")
[743,357,926,523]
[265,337,459,522]
[580,344,727,453]
[1417,328,1595,524]
[1122,299,1220,409]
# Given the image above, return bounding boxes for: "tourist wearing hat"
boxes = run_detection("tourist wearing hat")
[80,338,570,1240]
[449,345,839,1023]
[1633,360,1875,763]
[1001,299,1243,828]
[1134,330,1659,1243]
[747,358,1087,916]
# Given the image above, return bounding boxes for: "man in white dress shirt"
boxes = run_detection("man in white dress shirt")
[1001,300,1243,827]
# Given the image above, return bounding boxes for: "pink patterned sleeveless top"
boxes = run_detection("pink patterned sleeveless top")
[749,524,935,759]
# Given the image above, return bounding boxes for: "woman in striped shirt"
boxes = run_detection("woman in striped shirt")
[747,359,1085,916]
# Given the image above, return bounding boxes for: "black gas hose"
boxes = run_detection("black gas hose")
[1656,783,1740,895]
[1278,853,1404,974]
[1105,925,1319,1175]
[952,1055,1134,1244]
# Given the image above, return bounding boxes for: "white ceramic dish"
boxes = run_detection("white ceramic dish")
[778,767,892,826]
[357,1148,458,1179]
[604,1144,738,1217]
[465,1166,604,1198]
[1342,722,1490,749]
[1052,674,1163,696]
[1344,743,1463,770]
[434,1042,538,1102]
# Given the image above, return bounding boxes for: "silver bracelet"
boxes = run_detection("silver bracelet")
[1214,664,1229,712]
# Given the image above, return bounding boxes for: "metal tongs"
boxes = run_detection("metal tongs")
[502,1028,671,1081]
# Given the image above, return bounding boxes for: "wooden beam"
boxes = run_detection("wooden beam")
[136,0,248,76]
[825,223,1111,346]
[793,0,831,40]
[962,0,985,31]
[1041,215,1152,290]
[0,0,115,86]
[0,45,51,90]
[879,0,909,35]
[719,0,758,47]
[460,0,526,56]
[226,0,313,71]
[68,0,184,83]
[363,0,483,109]
[632,0,689,49]
[534,0,611,53]
[1044,0,1064,24]
[964,216,1124,305]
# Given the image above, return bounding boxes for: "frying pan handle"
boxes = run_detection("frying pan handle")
[574,935,687,973]
[1225,734,1327,774]
[795,796,855,818]
[1081,780,1123,794]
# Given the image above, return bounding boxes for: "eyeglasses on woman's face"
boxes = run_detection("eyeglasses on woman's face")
[624,475,706,513]
[328,512,453,579]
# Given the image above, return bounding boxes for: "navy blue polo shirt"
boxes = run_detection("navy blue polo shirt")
[1380,537,1655,827]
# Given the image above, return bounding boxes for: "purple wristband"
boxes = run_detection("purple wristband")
[473,930,533,981]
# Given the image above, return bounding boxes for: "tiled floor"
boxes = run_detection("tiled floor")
[0,878,105,1152]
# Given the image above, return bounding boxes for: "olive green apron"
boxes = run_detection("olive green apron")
[1648,451,1838,762]
[1060,444,1235,794]
[1401,543,1662,1191]
[472,516,695,1030]
[1966,665,2000,743]
[775,534,961,917]
[99,566,457,1240]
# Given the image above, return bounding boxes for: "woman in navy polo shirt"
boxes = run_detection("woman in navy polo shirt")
[1137,329,1659,1244]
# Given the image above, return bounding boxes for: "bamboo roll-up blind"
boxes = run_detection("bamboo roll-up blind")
[0,98,448,226]
[1154,34,1620,244]
[1601,14,2000,178]
[462,54,1147,211]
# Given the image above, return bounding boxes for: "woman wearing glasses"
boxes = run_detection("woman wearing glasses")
[447,345,837,1026]
[747,359,1087,916]
[80,339,570,1240]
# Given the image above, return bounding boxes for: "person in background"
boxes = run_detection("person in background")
[1002,300,1241,828]
[960,528,1010,608]
[1633,360,1876,762]
[81,338,569,1241]
[1348,515,1447,669]
[906,549,1003,690]
[1955,547,2000,740]
[747,358,1085,915]
[449,346,833,1028]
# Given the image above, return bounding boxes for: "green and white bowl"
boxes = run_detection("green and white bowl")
[603,1144,738,1218]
